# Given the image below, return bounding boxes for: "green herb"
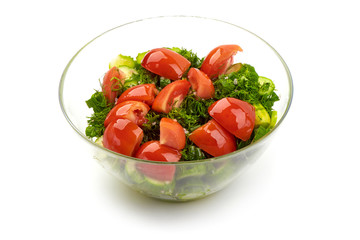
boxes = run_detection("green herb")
[141,111,163,143]
[170,47,204,69]
[85,91,113,138]
[252,125,271,142]
[214,64,279,115]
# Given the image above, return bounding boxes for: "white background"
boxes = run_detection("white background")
[1,0,359,239]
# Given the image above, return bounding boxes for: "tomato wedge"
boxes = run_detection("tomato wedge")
[208,97,255,141]
[160,118,186,150]
[104,100,150,127]
[187,68,215,99]
[103,118,143,156]
[141,48,191,80]
[200,45,242,79]
[102,66,126,104]
[189,119,236,157]
[135,141,181,182]
[152,79,191,114]
[117,84,159,106]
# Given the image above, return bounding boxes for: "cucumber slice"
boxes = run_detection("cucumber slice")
[269,111,277,128]
[258,76,275,95]
[175,164,207,181]
[175,177,210,200]
[109,54,136,69]
[225,63,243,74]
[254,103,271,127]
[118,66,138,80]
[140,176,175,196]
[125,162,145,184]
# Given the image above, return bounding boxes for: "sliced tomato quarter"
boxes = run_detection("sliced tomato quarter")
[141,48,191,80]
[102,66,126,104]
[135,141,181,182]
[189,119,236,157]
[117,84,158,106]
[208,97,255,141]
[187,68,215,99]
[200,45,242,79]
[160,118,186,150]
[104,100,150,127]
[103,118,144,157]
[152,79,191,114]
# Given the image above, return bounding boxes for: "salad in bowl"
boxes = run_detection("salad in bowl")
[59,16,293,201]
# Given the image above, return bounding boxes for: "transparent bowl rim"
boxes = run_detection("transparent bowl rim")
[58,15,294,165]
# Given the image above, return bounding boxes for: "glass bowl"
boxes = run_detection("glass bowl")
[59,16,293,201]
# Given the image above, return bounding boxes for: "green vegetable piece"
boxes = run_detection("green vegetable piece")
[225,63,243,74]
[269,111,277,128]
[258,76,275,95]
[140,176,175,196]
[252,126,271,143]
[118,66,138,80]
[159,78,171,89]
[136,51,149,64]
[254,103,271,127]
[125,162,145,184]
[175,177,210,200]
[170,47,203,69]
[175,164,208,181]
[109,54,136,69]
[85,91,112,138]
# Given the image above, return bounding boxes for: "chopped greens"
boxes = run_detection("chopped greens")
[85,91,113,138]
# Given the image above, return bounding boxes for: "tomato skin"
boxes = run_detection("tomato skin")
[189,119,236,157]
[187,68,215,99]
[103,119,144,156]
[160,118,186,150]
[135,141,181,182]
[102,66,126,103]
[104,100,150,127]
[152,79,191,114]
[208,97,255,141]
[117,84,159,106]
[200,45,242,79]
[141,48,191,80]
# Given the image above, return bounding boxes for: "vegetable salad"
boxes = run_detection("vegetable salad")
[86,45,279,161]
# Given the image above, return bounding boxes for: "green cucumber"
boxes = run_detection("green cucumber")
[175,177,210,200]
[258,76,275,95]
[269,111,278,128]
[254,103,271,127]
[175,164,207,181]
[125,162,145,184]
[118,66,137,79]
[225,63,243,74]
[109,54,135,69]
[140,176,175,196]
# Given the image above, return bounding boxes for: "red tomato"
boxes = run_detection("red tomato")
[160,118,186,150]
[200,45,243,79]
[104,100,150,127]
[117,84,159,106]
[135,141,181,182]
[189,119,236,157]
[102,66,126,104]
[103,118,143,156]
[208,98,255,141]
[141,48,191,80]
[152,79,191,114]
[187,68,215,99]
